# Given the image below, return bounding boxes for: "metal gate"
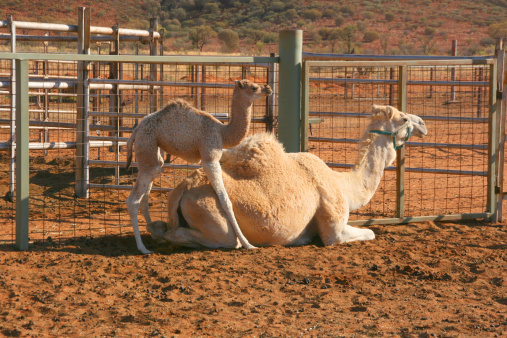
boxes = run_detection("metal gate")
[301,52,506,225]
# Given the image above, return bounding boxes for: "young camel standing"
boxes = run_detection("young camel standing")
[147,105,428,248]
[126,79,272,253]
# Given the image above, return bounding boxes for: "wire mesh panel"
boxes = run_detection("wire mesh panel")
[85,61,276,242]
[0,55,277,244]
[305,60,492,222]
[0,59,15,244]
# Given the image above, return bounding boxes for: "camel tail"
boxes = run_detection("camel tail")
[126,127,137,170]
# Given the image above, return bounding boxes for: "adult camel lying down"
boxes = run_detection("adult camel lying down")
[148,105,428,248]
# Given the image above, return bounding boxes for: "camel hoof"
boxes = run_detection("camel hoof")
[243,244,258,250]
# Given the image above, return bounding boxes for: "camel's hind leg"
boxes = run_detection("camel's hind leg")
[201,160,256,249]
[162,194,240,249]
[139,181,154,224]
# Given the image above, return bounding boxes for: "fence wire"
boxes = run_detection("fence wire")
[306,63,491,220]
[0,56,277,244]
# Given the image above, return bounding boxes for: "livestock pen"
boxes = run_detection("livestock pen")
[0,11,505,251]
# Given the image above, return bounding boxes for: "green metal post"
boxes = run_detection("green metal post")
[76,7,91,197]
[278,30,302,152]
[495,40,505,222]
[15,58,29,251]
[487,62,498,219]
[301,60,309,152]
[396,65,408,219]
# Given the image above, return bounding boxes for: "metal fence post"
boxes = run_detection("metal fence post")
[495,39,505,222]
[396,65,408,219]
[76,7,91,197]
[278,30,302,152]
[301,60,309,152]
[266,52,277,133]
[15,58,29,251]
[149,17,158,113]
[487,46,499,220]
[8,16,16,202]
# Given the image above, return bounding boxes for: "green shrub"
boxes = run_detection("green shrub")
[362,11,374,20]
[270,1,285,12]
[385,12,395,21]
[218,29,239,53]
[204,2,219,12]
[285,8,298,20]
[335,15,345,27]
[424,27,436,36]
[323,9,338,19]
[302,9,323,21]
[363,31,379,43]
[488,22,507,40]
[339,5,355,17]
[356,21,367,32]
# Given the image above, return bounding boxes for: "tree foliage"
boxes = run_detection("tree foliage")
[189,25,217,51]
[488,22,507,40]
[218,29,239,53]
[363,31,379,43]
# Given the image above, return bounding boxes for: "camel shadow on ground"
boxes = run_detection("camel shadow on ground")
[0,234,326,256]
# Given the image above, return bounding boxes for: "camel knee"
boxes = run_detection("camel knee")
[147,221,168,243]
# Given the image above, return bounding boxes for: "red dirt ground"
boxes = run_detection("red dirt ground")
[0,220,506,337]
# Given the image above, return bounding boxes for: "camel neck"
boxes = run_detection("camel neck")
[222,92,253,148]
[340,134,395,211]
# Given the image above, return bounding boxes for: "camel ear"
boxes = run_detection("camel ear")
[384,106,395,120]
[235,80,244,89]
[371,104,383,118]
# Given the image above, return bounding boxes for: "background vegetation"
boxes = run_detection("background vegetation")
[1,0,507,55]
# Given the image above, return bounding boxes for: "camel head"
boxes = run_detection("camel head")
[234,79,273,101]
[370,104,427,150]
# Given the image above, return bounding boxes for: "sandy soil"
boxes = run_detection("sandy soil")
[0,220,505,337]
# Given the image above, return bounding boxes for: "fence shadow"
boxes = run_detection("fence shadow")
[0,233,326,256]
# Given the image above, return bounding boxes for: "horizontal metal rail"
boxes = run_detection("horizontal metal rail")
[309,111,489,123]
[0,141,125,150]
[0,108,76,114]
[348,212,492,226]
[0,20,160,39]
[89,136,129,142]
[310,137,488,150]
[0,119,132,132]
[89,160,200,170]
[306,59,494,67]
[0,34,153,42]
[309,77,489,87]
[0,80,75,89]
[0,52,279,65]
[89,78,237,89]
[88,183,172,192]
[303,52,495,62]
[325,162,487,176]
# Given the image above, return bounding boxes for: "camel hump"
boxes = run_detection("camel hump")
[221,133,285,175]
[163,98,193,111]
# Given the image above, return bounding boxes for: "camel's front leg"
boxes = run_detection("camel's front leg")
[339,224,375,243]
[201,160,256,249]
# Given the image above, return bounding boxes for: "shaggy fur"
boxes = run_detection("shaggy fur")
[147,104,428,248]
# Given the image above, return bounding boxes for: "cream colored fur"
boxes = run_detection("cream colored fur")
[147,105,428,249]
[126,79,272,253]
